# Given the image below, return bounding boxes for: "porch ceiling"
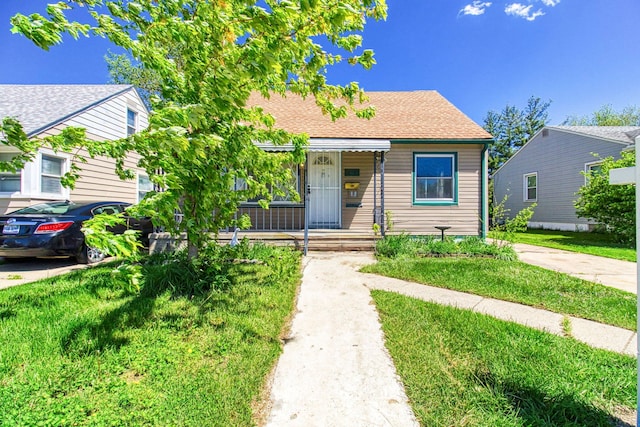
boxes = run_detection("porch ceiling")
[256,138,390,152]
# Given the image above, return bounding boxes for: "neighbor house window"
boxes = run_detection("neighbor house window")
[41,155,64,194]
[584,161,602,185]
[127,108,137,136]
[0,153,21,193]
[523,172,537,202]
[138,173,153,202]
[413,153,456,204]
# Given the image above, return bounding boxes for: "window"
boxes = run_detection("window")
[523,172,537,202]
[584,161,602,184]
[41,155,64,194]
[138,173,153,202]
[237,164,302,204]
[127,108,137,136]
[0,153,21,193]
[414,153,456,204]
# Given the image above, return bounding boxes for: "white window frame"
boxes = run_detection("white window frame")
[39,152,70,198]
[127,108,138,136]
[413,153,457,205]
[584,161,602,185]
[137,172,153,202]
[523,172,537,202]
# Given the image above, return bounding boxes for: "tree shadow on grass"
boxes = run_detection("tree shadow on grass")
[474,368,633,426]
[59,257,282,357]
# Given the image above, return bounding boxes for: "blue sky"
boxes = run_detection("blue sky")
[1,0,638,125]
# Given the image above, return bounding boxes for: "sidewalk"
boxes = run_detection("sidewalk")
[265,251,637,426]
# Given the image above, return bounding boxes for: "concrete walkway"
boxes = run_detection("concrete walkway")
[265,250,637,426]
[513,243,637,294]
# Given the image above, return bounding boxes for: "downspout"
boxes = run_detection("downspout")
[481,142,490,239]
[381,151,385,237]
[373,152,377,226]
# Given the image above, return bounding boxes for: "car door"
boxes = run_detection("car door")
[92,204,128,235]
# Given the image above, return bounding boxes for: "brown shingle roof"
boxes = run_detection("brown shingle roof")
[249,90,492,140]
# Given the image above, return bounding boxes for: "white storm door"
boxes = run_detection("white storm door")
[308,152,341,228]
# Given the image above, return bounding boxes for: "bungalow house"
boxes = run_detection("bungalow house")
[0,84,150,213]
[492,126,640,231]
[239,91,493,238]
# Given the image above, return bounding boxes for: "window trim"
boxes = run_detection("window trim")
[523,172,537,202]
[412,152,458,206]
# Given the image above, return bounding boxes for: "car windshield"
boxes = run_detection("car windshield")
[9,201,78,215]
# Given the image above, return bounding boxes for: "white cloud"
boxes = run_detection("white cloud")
[459,1,492,16]
[505,3,545,21]
[541,0,560,6]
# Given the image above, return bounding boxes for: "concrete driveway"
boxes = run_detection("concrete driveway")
[0,258,89,290]
[513,243,637,294]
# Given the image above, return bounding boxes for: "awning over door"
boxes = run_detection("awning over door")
[256,138,391,152]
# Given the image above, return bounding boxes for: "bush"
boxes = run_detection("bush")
[138,239,300,297]
[576,151,635,243]
[374,234,516,260]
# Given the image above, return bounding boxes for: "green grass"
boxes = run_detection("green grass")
[362,257,636,330]
[373,291,636,426]
[490,229,636,262]
[0,245,301,426]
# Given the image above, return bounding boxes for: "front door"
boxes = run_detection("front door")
[308,152,340,228]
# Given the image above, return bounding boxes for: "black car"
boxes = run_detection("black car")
[0,200,153,264]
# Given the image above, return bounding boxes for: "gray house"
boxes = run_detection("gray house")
[492,126,640,231]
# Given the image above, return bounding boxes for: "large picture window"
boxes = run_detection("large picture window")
[523,172,537,202]
[414,153,456,204]
[41,155,64,195]
[237,164,302,204]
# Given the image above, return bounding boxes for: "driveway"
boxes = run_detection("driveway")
[0,258,89,290]
[513,243,637,294]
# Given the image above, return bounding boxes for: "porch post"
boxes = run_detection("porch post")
[373,152,377,225]
[381,151,385,237]
[304,155,309,255]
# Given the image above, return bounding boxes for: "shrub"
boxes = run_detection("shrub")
[374,234,516,260]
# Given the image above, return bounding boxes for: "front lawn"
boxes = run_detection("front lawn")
[373,291,636,426]
[0,243,301,426]
[362,256,636,330]
[490,229,636,262]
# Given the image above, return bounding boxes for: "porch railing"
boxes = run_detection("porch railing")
[235,204,305,231]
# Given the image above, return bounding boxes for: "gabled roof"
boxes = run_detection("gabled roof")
[0,84,137,136]
[249,91,492,140]
[546,126,640,145]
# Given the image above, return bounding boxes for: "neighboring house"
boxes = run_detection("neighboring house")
[492,126,640,231]
[0,84,150,214]
[240,91,492,237]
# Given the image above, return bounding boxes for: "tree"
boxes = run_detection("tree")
[484,96,551,174]
[563,104,640,126]
[5,0,388,258]
[575,151,635,243]
[105,52,161,109]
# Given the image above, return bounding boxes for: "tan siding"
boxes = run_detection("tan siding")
[341,152,377,231]
[70,149,143,203]
[382,144,482,236]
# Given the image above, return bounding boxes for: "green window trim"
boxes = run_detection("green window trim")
[412,152,458,206]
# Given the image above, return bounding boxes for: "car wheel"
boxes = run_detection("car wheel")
[76,245,105,264]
